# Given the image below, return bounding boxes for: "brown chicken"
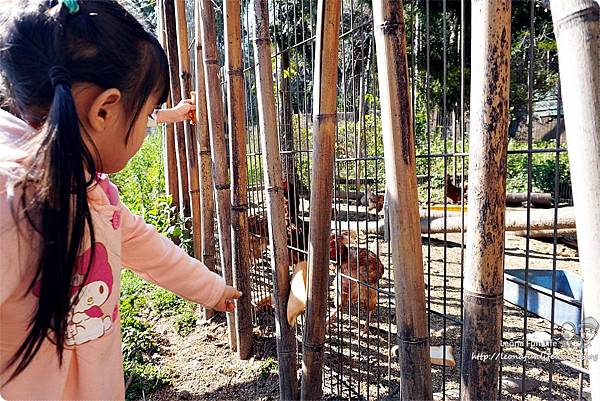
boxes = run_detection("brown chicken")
[246,180,308,266]
[445,174,467,204]
[327,232,385,333]
[361,188,385,214]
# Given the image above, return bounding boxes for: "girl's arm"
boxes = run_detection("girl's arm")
[155,99,195,124]
[119,203,226,308]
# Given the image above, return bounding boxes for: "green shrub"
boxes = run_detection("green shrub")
[112,132,197,400]
[506,139,571,195]
[174,304,198,336]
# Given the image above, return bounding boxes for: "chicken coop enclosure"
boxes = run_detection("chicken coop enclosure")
[156,0,599,400]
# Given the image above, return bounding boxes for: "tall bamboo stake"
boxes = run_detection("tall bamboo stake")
[174,0,202,257]
[163,0,191,217]
[252,0,298,398]
[198,0,237,352]
[372,2,432,400]
[223,0,253,360]
[550,1,600,398]
[300,0,341,399]
[460,1,511,400]
[194,0,217,321]
[157,0,180,210]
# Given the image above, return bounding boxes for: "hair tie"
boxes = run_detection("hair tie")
[49,66,72,89]
[58,0,79,14]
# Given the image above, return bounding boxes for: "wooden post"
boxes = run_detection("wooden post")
[157,0,180,210]
[252,0,298,398]
[372,2,433,400]
[194,0,217,321]
[550,1,600,398]
[198,0,237,352]
[300,0,341,399]
[163,0,191,217]
[174,0,203,257]
[460,1,511,400]
[223,0,253,361]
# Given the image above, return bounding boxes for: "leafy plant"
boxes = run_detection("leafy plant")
[506,139,570,195]
[112,132,199,400]
[258,357,278,380]
[174,304,199,336]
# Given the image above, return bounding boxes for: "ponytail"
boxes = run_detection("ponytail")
[6,50,97,383]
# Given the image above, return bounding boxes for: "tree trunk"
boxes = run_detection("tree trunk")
[299,1,341,400]
[460,2,511,401]
[224,0,253,360]
[550,1,600,398]
[194,0,217,321]
[198,0,237,352]
[157,0,180,210]
[174,0,203,258]
[252,1,299,397]
[373,1,433,399]
[163,0,191,217]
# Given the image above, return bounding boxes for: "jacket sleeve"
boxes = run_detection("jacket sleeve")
[119,202,225,308]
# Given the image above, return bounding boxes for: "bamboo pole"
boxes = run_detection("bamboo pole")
[252,0,298,398]
[459,2,511,400]
[198,0,237,351]
[163,0,191,216]
[372,2,432,400]
[194,0,217,322]
[300,0,341,399]
[157,0,180,210]
[223,0,253,361]
[550,1,600,398]
[174,0,203,258]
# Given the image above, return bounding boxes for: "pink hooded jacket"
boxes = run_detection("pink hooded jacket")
[0,109,225,400]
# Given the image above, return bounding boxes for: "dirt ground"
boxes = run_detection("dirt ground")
[140,205,590,401]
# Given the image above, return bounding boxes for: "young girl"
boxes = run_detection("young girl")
[0,1,241,399]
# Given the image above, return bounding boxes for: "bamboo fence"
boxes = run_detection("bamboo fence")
[252,0,298,398]
[550,1,600,398]
[156,0,179,209]
[163,0,191,216]
[223,0,254,361]
[460,1,512,400]
[372,1,432,399]
[198,0,237,352]
[194,0,217,321]
[300,0,342,399]
[174,0,202,257]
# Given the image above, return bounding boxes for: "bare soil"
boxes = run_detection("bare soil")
[140,205,589,401]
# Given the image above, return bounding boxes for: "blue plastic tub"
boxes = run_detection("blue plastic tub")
[504,269,582,329]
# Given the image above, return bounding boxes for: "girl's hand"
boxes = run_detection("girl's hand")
[156,99,196,124]
[213,285,243,312]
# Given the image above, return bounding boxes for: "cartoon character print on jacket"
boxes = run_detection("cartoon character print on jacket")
[66,243,114,345]
[32,242,115,346]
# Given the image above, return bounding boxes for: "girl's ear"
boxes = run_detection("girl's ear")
[88,88,122,132]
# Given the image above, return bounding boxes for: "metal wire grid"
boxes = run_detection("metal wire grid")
[210,0,590,399]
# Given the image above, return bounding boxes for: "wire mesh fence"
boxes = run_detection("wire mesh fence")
[183,0,588,399]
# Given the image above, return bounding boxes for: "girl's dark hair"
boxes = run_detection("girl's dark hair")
[0,0,170,381]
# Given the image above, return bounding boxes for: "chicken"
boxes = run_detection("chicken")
[327,231,385,334]
[445,174,467,204]
[361,188,385,214]
[247,213,269,265]
[246,180,309,266]
[248,233,269,264]
[287,260,308,326]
